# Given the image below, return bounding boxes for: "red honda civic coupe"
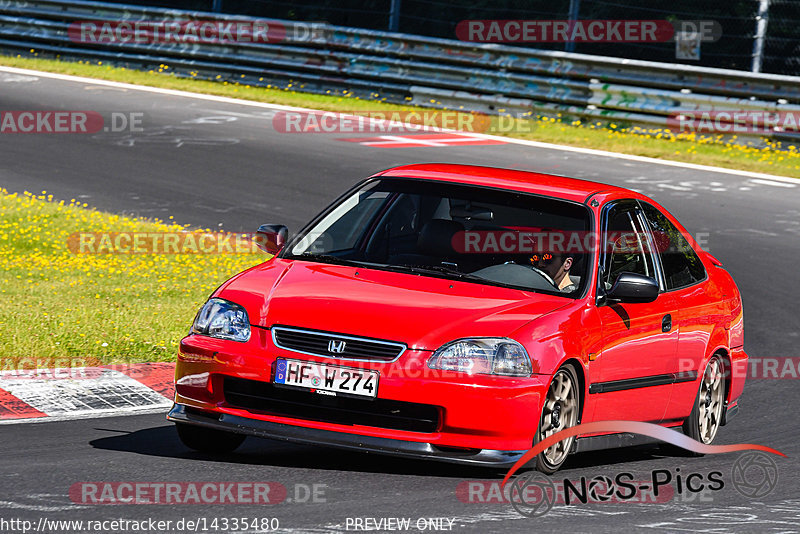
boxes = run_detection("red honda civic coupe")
[168,163,747,473]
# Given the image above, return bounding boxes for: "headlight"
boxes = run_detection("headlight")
[191,298,251,342]
[427,338,532,376]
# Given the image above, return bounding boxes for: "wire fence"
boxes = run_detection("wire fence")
[98,0,800,75]
[764,0,800,75]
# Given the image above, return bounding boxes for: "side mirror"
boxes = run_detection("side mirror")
[606,272,659,303]
[255,224,288,255]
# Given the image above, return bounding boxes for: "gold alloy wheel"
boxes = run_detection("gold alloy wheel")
[698,356,725,444]
[539,368,579,467]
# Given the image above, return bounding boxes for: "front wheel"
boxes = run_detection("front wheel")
[532,365,580,474]
[683,355,726,449]
[175,423,246,453]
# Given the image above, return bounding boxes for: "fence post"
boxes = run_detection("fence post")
[751,0,770,73]
[389,0,401,32]
[565,0,580,53]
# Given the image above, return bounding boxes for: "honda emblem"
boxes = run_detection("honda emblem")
[328,339,346,354]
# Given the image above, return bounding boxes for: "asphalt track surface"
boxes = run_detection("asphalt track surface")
[1,68,799,533]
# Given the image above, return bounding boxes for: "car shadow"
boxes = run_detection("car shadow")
[560,444,672,472]
[89,425,506,478]
[90,425,673,479]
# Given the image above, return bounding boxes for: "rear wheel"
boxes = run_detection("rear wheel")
[175,423,246,453]
[683,355,725,450]
[532,365,580,474]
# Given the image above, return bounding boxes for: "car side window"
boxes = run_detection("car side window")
[640,202,706,290]
[602,204,656,290]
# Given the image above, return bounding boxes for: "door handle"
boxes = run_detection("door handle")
[662,314,672,333]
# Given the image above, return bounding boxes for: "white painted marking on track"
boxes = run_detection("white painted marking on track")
[657,183,693,191]
[749,178,797,188]
[182,115,238,124]
[0,500,89,512]
[1,65,798,184]
[625,173,800,197]
[0,72,37,83]
[639,500,800,532]
[352,134,501,147]
[717,228,780,237]
[197,109,279,119]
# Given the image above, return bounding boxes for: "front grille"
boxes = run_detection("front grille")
[272,326,405,361]
[223,376,440,433]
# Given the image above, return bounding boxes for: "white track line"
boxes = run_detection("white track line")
[0,405,170,425]
[749,178,798,188]
[1,64,798,185]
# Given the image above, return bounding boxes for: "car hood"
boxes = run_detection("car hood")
[217,258,571,351]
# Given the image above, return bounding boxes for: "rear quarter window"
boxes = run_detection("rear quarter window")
[641,203,706,290]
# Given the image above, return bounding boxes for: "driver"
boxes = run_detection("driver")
[532,252,577,293]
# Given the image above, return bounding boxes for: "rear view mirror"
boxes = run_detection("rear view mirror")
[450,207,494,221]
[255,224,288,255]
[606,272,659,303]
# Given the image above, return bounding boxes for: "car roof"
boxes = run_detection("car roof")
[375,163,630,204]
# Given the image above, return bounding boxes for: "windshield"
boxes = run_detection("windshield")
[282,178,592,296]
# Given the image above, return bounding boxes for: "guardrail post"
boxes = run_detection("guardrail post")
[751,0,770,73]
[389,0,402,32]
[565,0,580,53]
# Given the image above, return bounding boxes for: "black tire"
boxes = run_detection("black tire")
[175,423,246,453]
[531,364,581,474]
[682,355,726,454]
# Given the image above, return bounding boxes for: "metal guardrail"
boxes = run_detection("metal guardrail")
[2,0,800,144]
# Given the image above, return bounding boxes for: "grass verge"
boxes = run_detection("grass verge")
[0,189,264,367]
[1,53,799,179]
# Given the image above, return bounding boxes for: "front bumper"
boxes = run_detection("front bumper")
[168,403,528,467]
[174,332,548,453]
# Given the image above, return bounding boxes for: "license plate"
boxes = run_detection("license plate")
[273,359,379,399]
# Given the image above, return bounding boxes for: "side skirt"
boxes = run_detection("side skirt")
[573,425,684,454]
